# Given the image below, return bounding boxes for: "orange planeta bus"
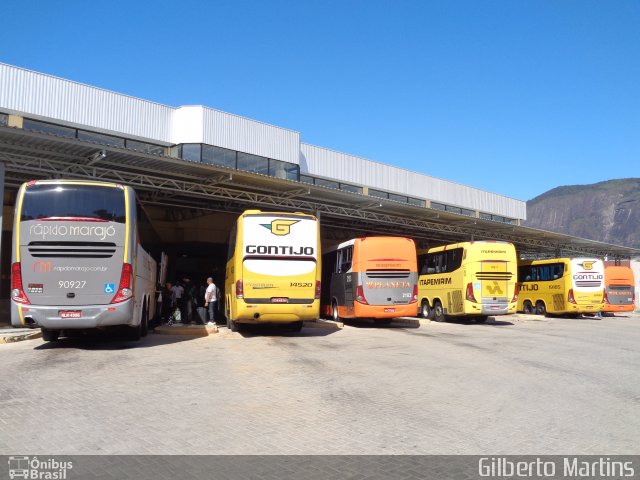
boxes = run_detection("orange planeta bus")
[321,237,418,323]
[603,265,635,314]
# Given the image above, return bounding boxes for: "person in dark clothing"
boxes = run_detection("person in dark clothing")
[160,282,174,324]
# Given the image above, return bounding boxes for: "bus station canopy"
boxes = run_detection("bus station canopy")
[1,125,638,260]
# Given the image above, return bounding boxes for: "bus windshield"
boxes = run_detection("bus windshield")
[21,184,126,223]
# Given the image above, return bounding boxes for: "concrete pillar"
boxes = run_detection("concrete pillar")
[0,161,4,262]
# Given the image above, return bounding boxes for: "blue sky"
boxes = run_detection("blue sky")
[1,0,639,201]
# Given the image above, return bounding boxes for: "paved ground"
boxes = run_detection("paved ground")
[1,313,639,455]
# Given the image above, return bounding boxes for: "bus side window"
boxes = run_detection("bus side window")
[335,249,342,273]
[337,246,353,273]
[227,225,237,260]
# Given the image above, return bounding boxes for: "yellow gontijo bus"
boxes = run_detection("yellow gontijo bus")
[224,210,321,332]
[417,241,518,323]
[517,258,605,316]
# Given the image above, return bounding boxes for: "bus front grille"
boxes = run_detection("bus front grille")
[27,241,117,258]
[365,269,411,278]
[475,272,513,280]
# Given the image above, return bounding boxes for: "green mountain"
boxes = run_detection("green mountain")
[524,178,640,249]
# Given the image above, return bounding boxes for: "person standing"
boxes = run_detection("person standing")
[204,277,217,326]
[172,281,186,324]
[161,281,175,324]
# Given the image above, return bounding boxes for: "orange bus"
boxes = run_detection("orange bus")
[321,237,418,323]
[603,266,635,314]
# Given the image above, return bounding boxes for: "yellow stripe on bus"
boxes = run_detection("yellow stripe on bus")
[15,186,25,263]
[124,187,130,262]
[18,305,25,327]
[34,180,120,188]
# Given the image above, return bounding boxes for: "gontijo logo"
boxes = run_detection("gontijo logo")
[261,219,299,236]
[578,261,595,270]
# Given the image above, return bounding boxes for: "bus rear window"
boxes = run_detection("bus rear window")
[21,184,126,223]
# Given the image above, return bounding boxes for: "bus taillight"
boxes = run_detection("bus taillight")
[465,283,477,303]
[411,284,418,303]
[11,262,30,304]
[315,280,321,299]
[568,288,577,304]
[355,285,368,304]
[236,279,244,299]
[511,283,520,303]
[111,263,133,304]
[603,289,610,304]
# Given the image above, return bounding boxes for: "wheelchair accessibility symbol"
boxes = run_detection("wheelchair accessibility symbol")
[104,283,115,294]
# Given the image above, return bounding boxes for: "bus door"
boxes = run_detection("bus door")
[332,246,354,311]
[476,261,510,309]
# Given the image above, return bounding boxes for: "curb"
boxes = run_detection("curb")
[392,317,425,328]
[154,324,218,336]
[0,330,43,344]
[304,319,344,329]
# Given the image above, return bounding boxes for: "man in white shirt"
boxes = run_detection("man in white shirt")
[204,277,217,326]
[171,282,185,323]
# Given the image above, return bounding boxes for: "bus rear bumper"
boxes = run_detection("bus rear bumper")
[353,303,418,319]
[603,304,635,313]
[480,304,509,315]
[235,301,319,323]
[566,303,605,314]
[11,301,134,329]
[465,301,511,316]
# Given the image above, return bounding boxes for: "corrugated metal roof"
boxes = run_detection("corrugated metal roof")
[0,125,637,259]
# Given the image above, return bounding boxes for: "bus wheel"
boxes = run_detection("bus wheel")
[420,300,432,319]
[42,328,60,342]
[331,301,340,322]
[433,301,446,322]
[289,321,303,332]
[126,321,142,341]
[227,317,238,332]
[535,301,546,316]
[523,301,534,314]
[141,304,149,338]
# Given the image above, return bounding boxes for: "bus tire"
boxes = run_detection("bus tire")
[126,321,142,341]
[42,328,60,342]
[433,300,446,322]
[523,300,534,314]
[227,317,238,332]
[289,321,303,332]
[141,303,149,338]
[535,301,546,316]
[420,300,432,319]
[331,300,340,322]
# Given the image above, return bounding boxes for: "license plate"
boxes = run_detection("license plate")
[271,298,288,303]
[384,308,395,313]
[59,310,81,319]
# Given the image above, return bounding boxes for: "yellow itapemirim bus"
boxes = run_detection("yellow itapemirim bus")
[417,241,518,322]
[224,210,321,332]
[517,258,605,316]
